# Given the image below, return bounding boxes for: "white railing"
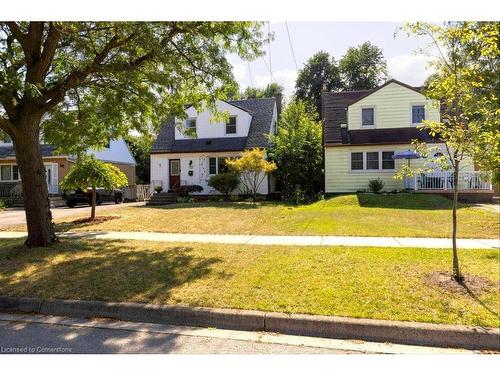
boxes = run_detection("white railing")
[406,171,492,191]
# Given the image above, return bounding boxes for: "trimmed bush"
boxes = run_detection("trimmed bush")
[208,173,240,199]
[368,178,385,193]
[178,184,203,197]
[0,199,4,211]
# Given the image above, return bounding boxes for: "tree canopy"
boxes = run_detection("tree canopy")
[339,41,388,90]
[294,51,342,113]
[225,148,276,201]
[268,101,323,202]
[61,155,128,219]
[241,82,283,99]
[0,22,266,154]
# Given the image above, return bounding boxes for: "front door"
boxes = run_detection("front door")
[169,159,181,191]
[44,163,59,195]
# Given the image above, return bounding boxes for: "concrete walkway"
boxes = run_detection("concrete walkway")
[1,230,498,249]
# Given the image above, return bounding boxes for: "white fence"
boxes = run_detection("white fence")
[122,184,152,201]
[406,171,492,191]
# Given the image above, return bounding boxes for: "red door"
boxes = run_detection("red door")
[169,159,181,191]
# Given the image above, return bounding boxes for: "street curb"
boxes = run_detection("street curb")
[0,296,498,350]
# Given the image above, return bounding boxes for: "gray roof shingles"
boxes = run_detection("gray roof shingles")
[151,98,276,153]
[0,144,59,159]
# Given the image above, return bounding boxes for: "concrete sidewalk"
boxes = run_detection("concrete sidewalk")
[1,230,498,249]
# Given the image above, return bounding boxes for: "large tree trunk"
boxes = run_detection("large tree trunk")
[14,121,57,247]
[452,164,462,281]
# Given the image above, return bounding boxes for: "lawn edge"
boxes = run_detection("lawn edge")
[1,296,498,350]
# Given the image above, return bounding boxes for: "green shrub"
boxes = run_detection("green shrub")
[368,178,385,193]
[207,173,240,199]
[178,185,203,197]
[229,195,241,202]
[0,199,5,211]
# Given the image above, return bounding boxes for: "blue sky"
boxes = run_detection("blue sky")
[228,22,437,99]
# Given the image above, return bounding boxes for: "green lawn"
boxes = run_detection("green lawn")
[12,193,496,238]
[0,238,498,327]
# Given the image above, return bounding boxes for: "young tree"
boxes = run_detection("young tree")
[294,51,343,115]
[268,101,323,202]
[0,21,265,246]
[242,82,283,99]
[401,22,500,281]
[225,148,276,201]
[61,156,128,220]
[339,41,388,90]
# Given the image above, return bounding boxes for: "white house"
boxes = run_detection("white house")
[321,79,492,195]
[150,97,279,196]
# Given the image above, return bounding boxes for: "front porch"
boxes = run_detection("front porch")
[403,171,492,191]
[403,171,494,202]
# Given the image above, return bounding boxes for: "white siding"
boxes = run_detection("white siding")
[87,139,136,165]
[175,100,253,140]
[347,82,440,130]
[150,152,270,195]
[325,144,474,193]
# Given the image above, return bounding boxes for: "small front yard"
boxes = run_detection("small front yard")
[0,238,498,327]
[7,193,498,239]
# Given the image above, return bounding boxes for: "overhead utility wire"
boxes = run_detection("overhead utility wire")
[285,21,298,70]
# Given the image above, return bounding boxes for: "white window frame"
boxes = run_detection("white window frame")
[0,164,21,182]
[225,116,237,135]
[185,117,197,134]
[361,106,376,128]
[350,152,364,172]
[410,103,426,126]
[208,156,233,176]
[349,151,396,173]
[208,157,218,176]
[381,151,396,171]
[366,151,380,170]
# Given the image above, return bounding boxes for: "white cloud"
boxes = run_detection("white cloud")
[231,62,247,84]
[254,68,298,100]
[387,54,436,87]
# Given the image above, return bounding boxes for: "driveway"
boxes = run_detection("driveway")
[0,201,145,229]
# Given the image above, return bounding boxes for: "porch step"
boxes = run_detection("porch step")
[146,192,178,206]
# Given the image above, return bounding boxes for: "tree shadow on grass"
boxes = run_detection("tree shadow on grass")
[136,201,268,210]
[458,280,500,322]
[0,239,222,304]
[355,192,475,211]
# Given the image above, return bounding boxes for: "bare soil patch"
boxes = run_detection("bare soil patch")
[70,216,120,225]
[425,271,497,296]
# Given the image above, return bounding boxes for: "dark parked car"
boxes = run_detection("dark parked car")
[63,188,124,208]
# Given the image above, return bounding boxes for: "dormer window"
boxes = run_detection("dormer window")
[412,105,425,125]
[186,118,197,135]
[225,116,237,134]
[361,108,375,127]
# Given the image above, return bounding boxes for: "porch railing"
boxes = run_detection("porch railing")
[407,171,492,191]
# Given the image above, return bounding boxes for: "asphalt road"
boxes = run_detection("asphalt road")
[0,201,145,229]
[0,313,467,354]
[0,314,347,354]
